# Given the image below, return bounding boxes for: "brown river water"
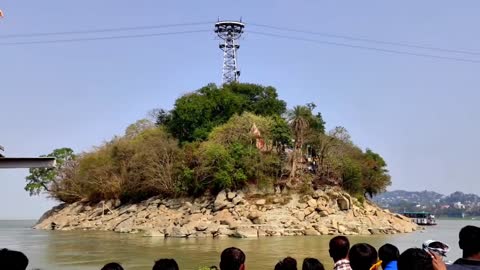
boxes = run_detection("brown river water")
[1,219,478,270]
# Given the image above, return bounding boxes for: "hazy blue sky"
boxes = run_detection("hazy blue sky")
[1,1,479,219]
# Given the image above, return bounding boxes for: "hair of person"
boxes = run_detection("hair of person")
[101,262,124,270]
[348,243,378,270]
[329,236,350,261]
[220,247,246,270]
[275,257,297,270]
[378,244,400,269]
[398,248,433,270]
[152,259,179,270]
[459,225,480,258]
[0,248,29,270]
[302,258,324,270]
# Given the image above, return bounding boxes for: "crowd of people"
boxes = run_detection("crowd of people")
[1,225,479,270]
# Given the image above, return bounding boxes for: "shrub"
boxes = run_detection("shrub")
[51,128,182,203]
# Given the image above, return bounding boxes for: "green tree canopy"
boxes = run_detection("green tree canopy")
[157,83,287,142]
[362,149,391,198]
[25,148,76,196]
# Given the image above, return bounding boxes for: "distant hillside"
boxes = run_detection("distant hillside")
[374,190,480,217]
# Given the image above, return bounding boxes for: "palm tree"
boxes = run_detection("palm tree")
[287,106,311,179]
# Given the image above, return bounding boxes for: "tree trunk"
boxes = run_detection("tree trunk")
[289,149,297,180]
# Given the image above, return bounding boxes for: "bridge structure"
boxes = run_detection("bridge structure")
[0,145,55,169]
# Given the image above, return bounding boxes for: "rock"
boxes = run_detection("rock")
[296,211,305,221]
[207,224,220,234]
[195,224,209,232]
[297,203,308,209]
[247,210,262,221]
[307,199,317,208]
[305,227,320,236]
[337,196,350,211]
[168,226,190,238]
[232,196,244,205]
[304,207,314,216]
[143,230,165,237]
[227,192,237,200]
[255,199,266,206]
[231,227,258,238]
[119,205,137,215]
[217,226,234,237]
[318,210,329,217]
[34,186,418,238]
[273,198,282,204]
[368,228,382,235]
[313,224,329,235]
[149,199,161,206]
[331,219,338,228]
[252,217,265,225]
[213,209,236,228]
[114,217,134,233]
[214,190,229,211]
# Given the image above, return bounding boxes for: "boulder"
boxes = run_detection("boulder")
[119,205,137,216]
[227,192,237,200]
[231,227,258,238]
[114,217,134,233]
[232,196,244,205]
[313,224,329,235]
[217,226,234,237]
[143,230,165,237]
[168,226,190,238]
[214,190,229,211]
[318,210,329,217]
[247,210,262,221]
[305,227,320,236]
[304,207,314,216]
[207,224,220,234]
[255,199,266,206]
[296,211,305,221]
[194,224,209,232]
[307,199,317,208]
[337,196,350,211]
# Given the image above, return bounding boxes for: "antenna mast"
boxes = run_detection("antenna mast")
[214,20,245,84]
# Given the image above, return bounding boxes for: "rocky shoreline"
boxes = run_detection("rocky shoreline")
[34,187,418,238]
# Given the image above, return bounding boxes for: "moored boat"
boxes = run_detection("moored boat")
[402,211,437,225]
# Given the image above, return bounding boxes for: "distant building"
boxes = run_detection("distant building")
[453,202,466,209]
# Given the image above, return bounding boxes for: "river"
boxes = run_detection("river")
[1,219,478,270]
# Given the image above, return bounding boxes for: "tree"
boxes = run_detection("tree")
[362,149,391,198]
[163,83,287,143]
[287,105,312,179]
[149,108,171,126]
[288,106,311,150]
[25,148,76,196]
[270,115,292,151]
[223,83,287,116]
[125,119,155,139]
[311,112,326,133]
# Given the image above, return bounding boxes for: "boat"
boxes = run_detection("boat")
[402,211,437,225]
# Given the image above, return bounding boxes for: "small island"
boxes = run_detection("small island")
[30,83,417,237]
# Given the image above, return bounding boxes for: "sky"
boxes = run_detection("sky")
[1,1,480,219]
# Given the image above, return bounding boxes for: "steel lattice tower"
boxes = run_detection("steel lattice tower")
[214,20,245,84]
